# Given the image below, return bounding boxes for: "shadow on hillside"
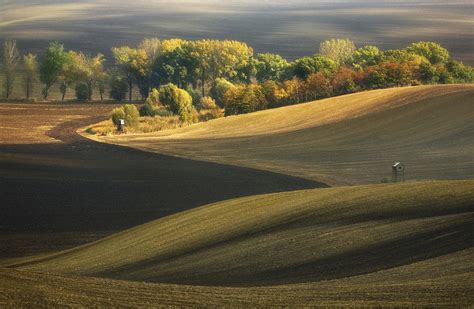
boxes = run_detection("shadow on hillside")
[0,116,325,257]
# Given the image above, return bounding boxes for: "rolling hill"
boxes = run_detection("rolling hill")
[91,84,474,185]
[4,180,474,307]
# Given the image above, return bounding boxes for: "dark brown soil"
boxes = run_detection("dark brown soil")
[0,103,323,258]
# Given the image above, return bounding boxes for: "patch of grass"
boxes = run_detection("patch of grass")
[83,116,182,136]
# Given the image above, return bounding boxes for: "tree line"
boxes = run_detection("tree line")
[1,38,473,116]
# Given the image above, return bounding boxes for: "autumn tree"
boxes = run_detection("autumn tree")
[159,83,196,123]
[319,38,356,64]
[305,72,332,100]
[23,53,38,99]
[58,51,82,101]
[223,83,266,116]
[191,40,253,96]
[2,40,21,98]
[210,78,235,107]
[40,42,68,99]
[331,67,357,95]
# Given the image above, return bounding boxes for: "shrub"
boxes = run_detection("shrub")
[199,96,223,121]
[187,88,203,108]
[111,104,139,127]
[199,96,218,110]
[75,82,89,101]
[109,74,128,101]
[210,78,235,107]
[140,88,163,116]
[159,83,196,123]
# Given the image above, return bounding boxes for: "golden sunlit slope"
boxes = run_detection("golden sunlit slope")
[91,85,474,185]
[9,181,473,293]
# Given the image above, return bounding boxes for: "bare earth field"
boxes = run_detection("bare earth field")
[93,84,474,186]
[2,181,474,307]
[1,0,473,64]
[0,102,319,257]
[1,84,473,307]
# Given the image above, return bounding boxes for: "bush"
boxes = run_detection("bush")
[210,78,235,107]
[111,104,139,128]
[159,83,196,123]
[109,75,128,101]
[187,88,203,108]
[140,88,163,116]
[75,83,89,101]
[198,96,223,121]
[199,96,218,110]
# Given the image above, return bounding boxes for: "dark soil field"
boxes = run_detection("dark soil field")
[0,103,320,258]
[0,85,472,307]
[1,0,473,64]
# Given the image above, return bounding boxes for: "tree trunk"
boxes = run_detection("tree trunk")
[26,79,30,99]
[6,79,10,99]
[129,78,132,102]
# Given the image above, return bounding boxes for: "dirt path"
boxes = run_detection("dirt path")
[0,103,323,258]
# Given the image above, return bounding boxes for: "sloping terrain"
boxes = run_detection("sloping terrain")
[0,103,318,258]
[95,85,474,185]
[2,248,473,307]
[3,180,473,307]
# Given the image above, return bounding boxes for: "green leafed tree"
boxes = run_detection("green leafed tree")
[350,45,382,69]
[2,40,21,98]
[255,53,290,83]
[112,46,140,101]
[40,42,68,99]
[293,55,338,79]
[319,38,356,64]
[446,60,474,83]
[406,41,450,65]
[23,53,38,99]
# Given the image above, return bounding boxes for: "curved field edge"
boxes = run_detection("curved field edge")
[82,85,474,186]
[8,181,473,289]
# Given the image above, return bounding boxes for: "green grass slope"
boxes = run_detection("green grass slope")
[94,85,474,185]
[10,181,473,291]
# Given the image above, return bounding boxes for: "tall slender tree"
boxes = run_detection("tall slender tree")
[23,53,38,99]
[40,42,68,99]
[2,40,21,98]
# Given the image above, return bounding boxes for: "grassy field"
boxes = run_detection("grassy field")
[3,180,473,307]
[92,84,474,186]
[1,1,473,64]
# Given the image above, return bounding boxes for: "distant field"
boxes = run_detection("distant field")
[3,180,473,307]
[93,84,474,186]
[0,0,473,64]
